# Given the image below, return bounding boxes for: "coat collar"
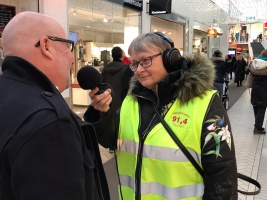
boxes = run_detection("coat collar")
[128,54,215,105]
[2,56,59,93]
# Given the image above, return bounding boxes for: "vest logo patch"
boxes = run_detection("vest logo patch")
[171,112,189,127]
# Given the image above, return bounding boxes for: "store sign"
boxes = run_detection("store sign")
[123,0,143,11]
[106,0,143,11]
[149,0,172,15]
[155,13,186,25]
[246,16,256,22]
[0,4,16,31]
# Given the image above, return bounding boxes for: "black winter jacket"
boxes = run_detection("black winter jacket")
[101,59,132,111]
[0,56,110,200]
[210,56,227,83]
[233,59,247,81]
[85,55,238,200]
[249,58,267,107]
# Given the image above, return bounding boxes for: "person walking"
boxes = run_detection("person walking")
[101,46,133,152]
[101,46,133,111]
[0,11,110,200]
[229,54,236,80]
[122,49,131,65]
[248,49,267,134]
[85,32,238,199]
[210,50,227,99]
[233,53,247,87]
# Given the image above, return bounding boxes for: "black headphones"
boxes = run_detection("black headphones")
[154,32,181,72]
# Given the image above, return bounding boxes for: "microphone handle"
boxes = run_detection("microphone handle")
[95,83,109,95]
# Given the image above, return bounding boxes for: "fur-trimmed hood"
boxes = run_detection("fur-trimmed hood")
[250,58,267,75]
[128,54,215,105]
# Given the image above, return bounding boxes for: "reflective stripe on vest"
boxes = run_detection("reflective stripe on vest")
[120,174,204,200]
[118,90,216,200]
[118,139,201,163]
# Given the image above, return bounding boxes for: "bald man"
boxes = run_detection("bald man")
[0,12,111,200]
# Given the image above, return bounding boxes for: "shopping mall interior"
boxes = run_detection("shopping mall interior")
[1,1,267,199]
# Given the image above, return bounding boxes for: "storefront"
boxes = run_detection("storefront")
[69,0,142,105]
[192,21,209,57]
[150,15,185,55]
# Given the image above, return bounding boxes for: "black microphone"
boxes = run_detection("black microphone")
[77,66,107,94]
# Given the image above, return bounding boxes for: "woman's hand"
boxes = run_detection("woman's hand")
[89,87,112,113]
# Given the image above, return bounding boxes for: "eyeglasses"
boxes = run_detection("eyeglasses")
[35,36,74,52]
[129,53,162,72]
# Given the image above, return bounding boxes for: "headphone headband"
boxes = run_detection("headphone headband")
[154,32,174,48]
[153,32,182,73]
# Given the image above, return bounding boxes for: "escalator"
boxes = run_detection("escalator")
[250,42,264,57]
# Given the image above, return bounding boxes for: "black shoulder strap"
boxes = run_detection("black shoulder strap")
[153,106,261,196]
[153,106,204,176]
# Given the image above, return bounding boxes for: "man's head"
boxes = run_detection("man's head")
[1,11,74,92]
[213,50,222,57]
[260,49,267,58]
[112,47,123,60]
[237,53,243,60]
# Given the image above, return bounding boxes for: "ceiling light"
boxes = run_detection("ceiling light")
[207,27,223,38]
[154,29,157,32]
[168,32,171,35]
[162,31,165,34]
[103,18,108,23]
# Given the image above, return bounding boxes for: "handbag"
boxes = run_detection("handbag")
[153,106,261,196]
[244,73,253,88]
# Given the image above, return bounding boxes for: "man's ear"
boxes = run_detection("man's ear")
[39,37,53,60]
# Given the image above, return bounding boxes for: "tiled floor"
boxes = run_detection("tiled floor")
[72,88,266,199]
[227,89,266,200]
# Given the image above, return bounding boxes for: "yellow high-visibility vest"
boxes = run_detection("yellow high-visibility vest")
[117,90,216,200]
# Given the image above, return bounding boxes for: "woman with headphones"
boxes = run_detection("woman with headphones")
[85,32,238,200]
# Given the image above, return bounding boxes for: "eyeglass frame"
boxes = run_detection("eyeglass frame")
[35,36,75,52]
[129,52,162,72]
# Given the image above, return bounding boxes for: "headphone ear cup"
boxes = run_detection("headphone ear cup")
[162,48,181,72]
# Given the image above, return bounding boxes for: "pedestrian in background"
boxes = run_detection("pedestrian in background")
[122,49,131,65]
[230,54,236,79]
[101,46,133,152]
[233,53,247,87]
[210,50,227,99]
[225,54,233,79]
[248,49,267,134]
[101,47,133,110]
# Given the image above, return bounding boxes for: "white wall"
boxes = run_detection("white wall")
[171,1,229,55]
[39,0,71,105]
[250,23,264,41]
